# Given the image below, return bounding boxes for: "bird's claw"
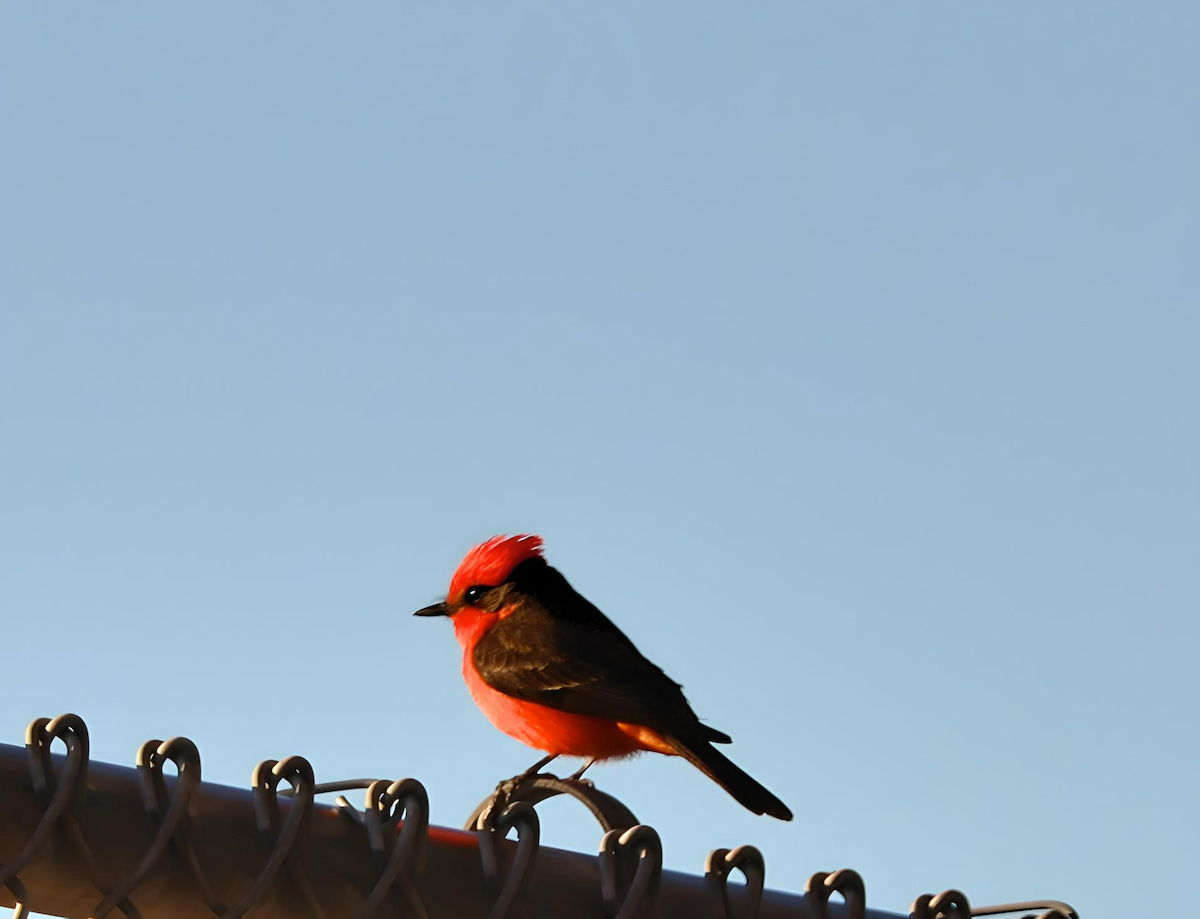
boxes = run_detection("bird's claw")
[477,766,598,829]
[480,771,541,824]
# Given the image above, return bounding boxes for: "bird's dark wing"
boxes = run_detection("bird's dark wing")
[472,563,731,743]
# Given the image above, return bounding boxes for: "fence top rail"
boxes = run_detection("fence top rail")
[0,716,1076,919]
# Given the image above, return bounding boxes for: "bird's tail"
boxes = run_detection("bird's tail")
[665,735,793,821]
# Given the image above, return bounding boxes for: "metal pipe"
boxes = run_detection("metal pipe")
[0,716,1077,919]
[0,738,880,918]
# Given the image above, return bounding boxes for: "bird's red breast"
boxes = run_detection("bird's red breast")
[460,661,658,758]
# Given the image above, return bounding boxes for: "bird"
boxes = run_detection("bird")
[414,534,793,820]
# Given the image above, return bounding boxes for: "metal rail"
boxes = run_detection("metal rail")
[0,714,1077,919]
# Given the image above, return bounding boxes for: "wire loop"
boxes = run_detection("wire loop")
[807,868,866,919]
[911,889,972,919]
[92,737,202,918]
[706,845,764,919]
[220,756,319,919]
[0,716,88,904]
[21,715,140,917]
[356,778,429,919]
[135,738,225,915]
[599,824,662,919]
[478,801,540,919]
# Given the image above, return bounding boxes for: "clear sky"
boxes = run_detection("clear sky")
[2,5,1196,918]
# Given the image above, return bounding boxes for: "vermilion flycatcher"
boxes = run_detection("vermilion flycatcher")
[415,535,792,820]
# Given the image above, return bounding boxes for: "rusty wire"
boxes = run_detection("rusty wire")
[0,713,1079,919]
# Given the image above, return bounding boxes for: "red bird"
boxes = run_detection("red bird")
[415,534,792,820]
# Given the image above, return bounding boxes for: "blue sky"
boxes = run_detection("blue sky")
[2,4,1196,918]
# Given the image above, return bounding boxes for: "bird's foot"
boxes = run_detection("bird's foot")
[565,757,598,784]
[522,754,558,782]
[499,753,560,791]
[477,782,514,828]
[479,755,600,825]
[481,757,557,823]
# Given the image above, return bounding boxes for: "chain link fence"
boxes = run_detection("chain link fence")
[0,714,1077,919]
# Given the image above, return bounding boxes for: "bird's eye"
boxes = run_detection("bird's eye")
[464,585,488,605]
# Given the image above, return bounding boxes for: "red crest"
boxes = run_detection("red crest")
[449,535,544,601]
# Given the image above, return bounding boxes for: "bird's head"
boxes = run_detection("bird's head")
[414,534,545,646]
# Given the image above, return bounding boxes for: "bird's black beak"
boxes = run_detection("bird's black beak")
[414,602,450,618]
